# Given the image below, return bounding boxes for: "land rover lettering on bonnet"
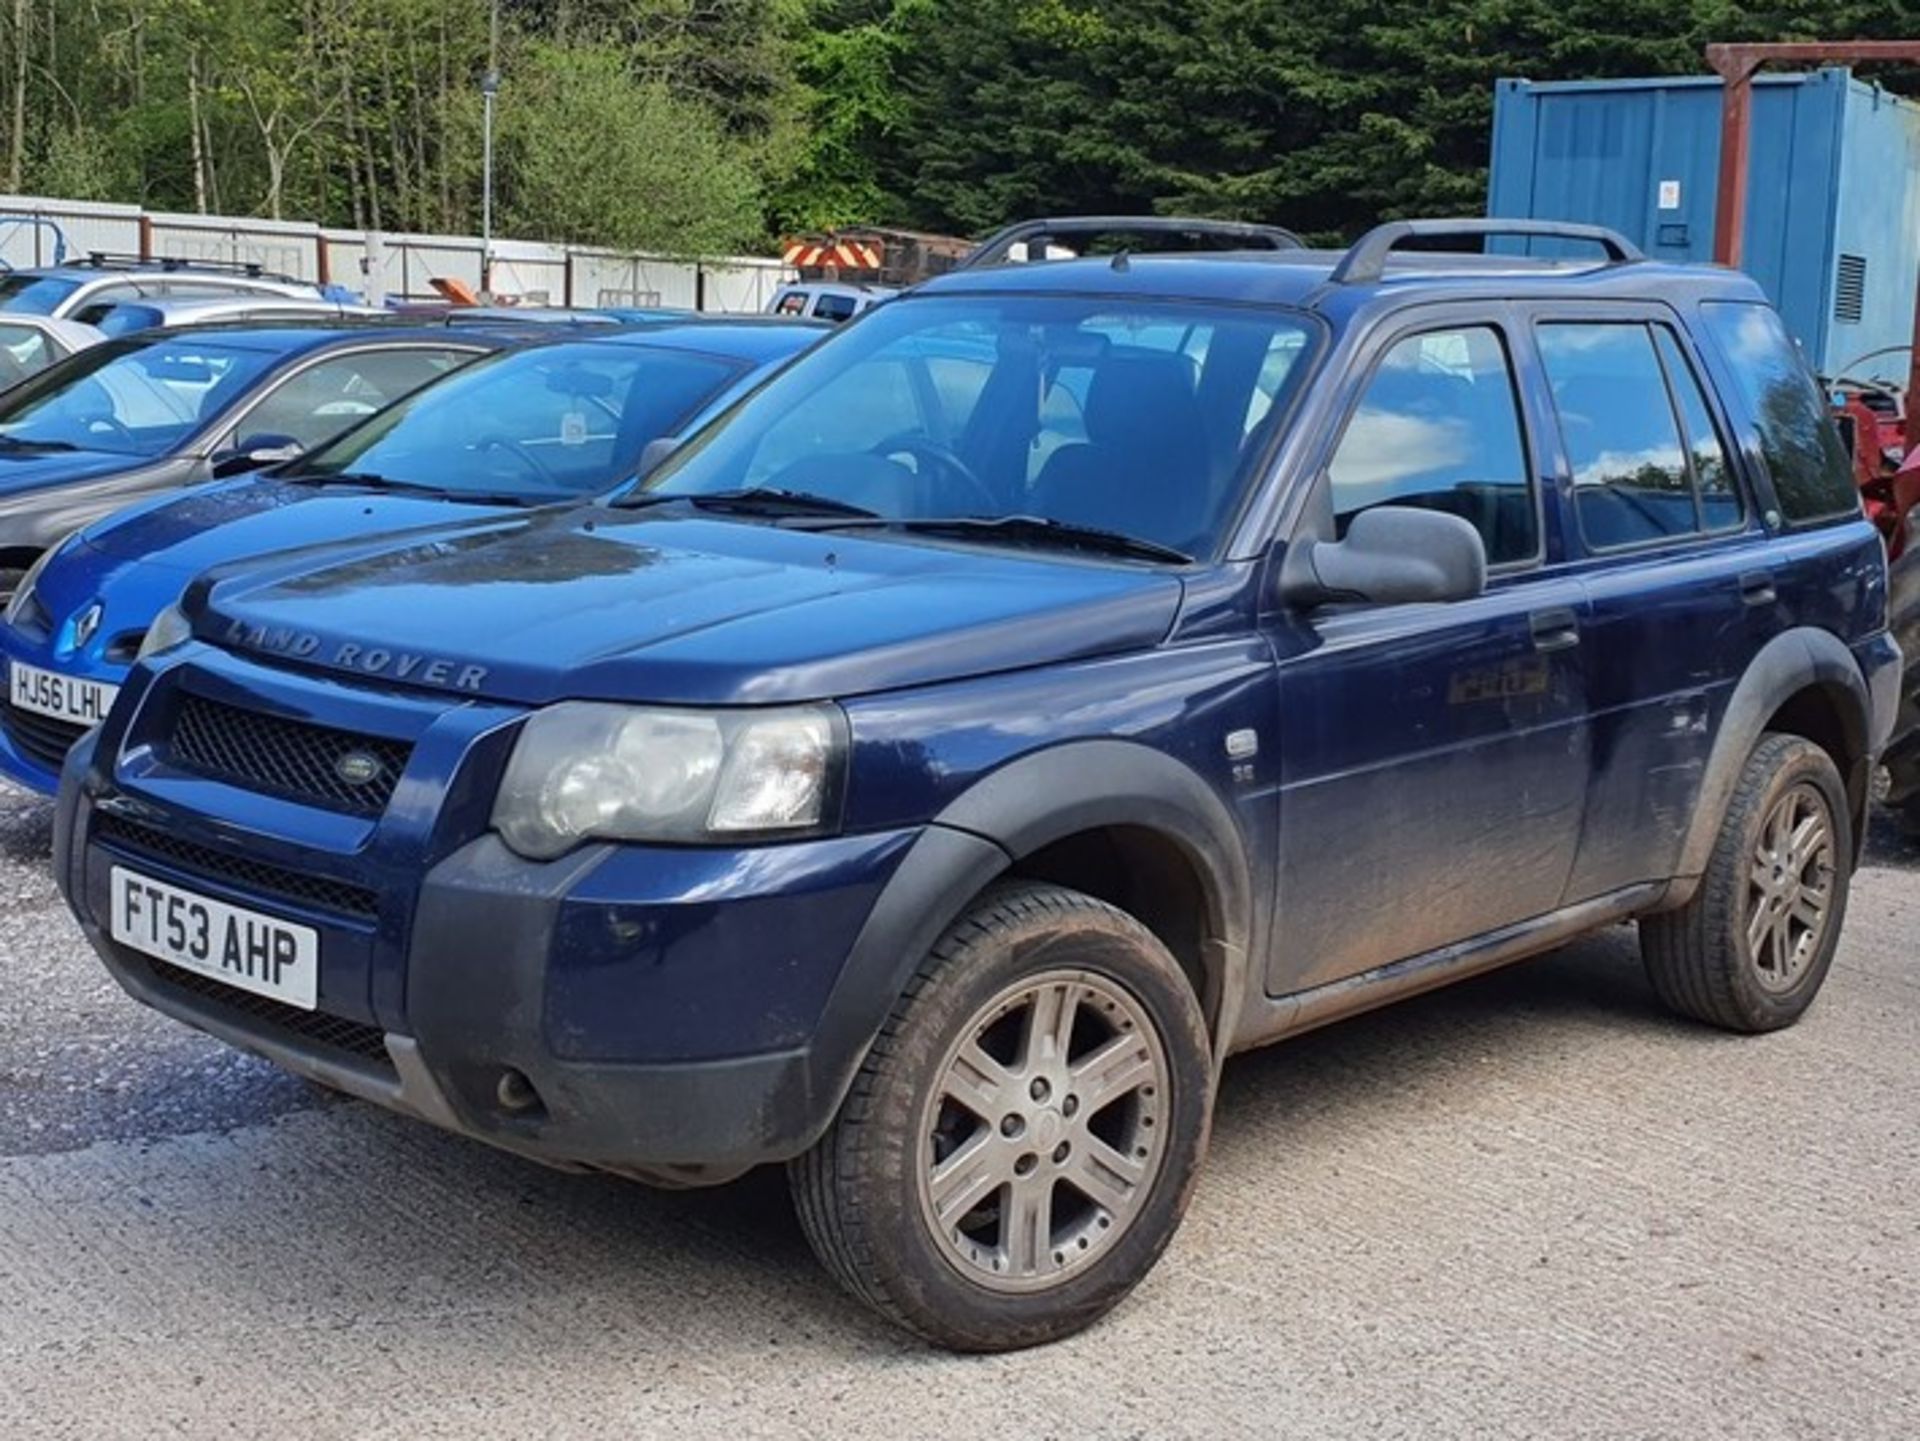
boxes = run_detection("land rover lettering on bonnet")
[222,620,488,692]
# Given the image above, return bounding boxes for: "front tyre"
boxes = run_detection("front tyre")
[1640,733,1852,1032]
[790,881,1213,1351]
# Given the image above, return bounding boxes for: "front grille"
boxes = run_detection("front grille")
[168,694,411,815]
[131,953,394,1069]
[1,700,85,774]
[95,811,380,921]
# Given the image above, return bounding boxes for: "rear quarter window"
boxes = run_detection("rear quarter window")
[1698,301,1858,524]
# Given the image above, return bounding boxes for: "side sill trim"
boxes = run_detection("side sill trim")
[1231,881,1667,1052]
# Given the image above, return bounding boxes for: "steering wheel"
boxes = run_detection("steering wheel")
[81,415,137,447]
[868,433,997,514]
[475,434,555,483]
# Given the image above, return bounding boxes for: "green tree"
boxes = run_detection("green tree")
[497,42,766,255]
[768,0,923,231]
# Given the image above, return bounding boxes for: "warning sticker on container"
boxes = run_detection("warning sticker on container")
[1658,180,1682,210]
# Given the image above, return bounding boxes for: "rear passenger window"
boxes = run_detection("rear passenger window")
[1654,328,1739,531]
[1327,326,1536,566]
[1700,301,1859,523]
[1540,322,1738,549]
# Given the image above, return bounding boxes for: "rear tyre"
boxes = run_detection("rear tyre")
[789,881,1213,1351]
[1640,733,1851,1033]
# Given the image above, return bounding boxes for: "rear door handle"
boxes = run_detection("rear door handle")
[1529,607,1580,653]
[1740,571,1777,607]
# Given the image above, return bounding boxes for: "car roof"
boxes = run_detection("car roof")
[913,247,1770,321]
[99,294,357,319]
[572,318,828,363]
[440,305,624,325]
[108,319,516,355]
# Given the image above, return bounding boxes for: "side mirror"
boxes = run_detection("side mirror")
[1281,504,1487,608]
[211,432,303,478]
[637,436,682,475]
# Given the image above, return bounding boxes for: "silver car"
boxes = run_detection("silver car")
[0,259,325,324]
[83,293,385,338]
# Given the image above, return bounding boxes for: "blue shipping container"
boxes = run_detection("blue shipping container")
[1488,71,1920,383]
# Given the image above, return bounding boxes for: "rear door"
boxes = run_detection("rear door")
[1267,308,1592,994]
[1524,304,1778,900]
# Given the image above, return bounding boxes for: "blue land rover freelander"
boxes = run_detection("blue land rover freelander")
[54,220,1902,1351]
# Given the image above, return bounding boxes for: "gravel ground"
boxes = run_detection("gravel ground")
[0,780,1915,1440]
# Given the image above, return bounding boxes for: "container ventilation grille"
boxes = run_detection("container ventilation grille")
[1834,254,1867,325]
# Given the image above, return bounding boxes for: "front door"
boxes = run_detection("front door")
[1265,317,1590,995]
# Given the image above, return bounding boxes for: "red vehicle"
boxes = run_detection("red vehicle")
[1829,359,1920,835]
[1831,370,1916,561]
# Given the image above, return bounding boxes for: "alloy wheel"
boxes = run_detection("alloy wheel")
[915,968,1171,1294]
[1745,781,1837,994]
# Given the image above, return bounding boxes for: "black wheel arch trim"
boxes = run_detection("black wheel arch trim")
[804,741,1259,1146]
[931,738,1254,964]
[1662,626,1876,909]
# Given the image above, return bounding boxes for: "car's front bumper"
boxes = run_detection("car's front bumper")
[55,712,1008,1179]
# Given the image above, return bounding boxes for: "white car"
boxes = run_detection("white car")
[0,315,105,391]
[768,282,893,323]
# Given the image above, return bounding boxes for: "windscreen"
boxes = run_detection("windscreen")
[640,293,1319,558]
[290,340,747,500]
[0,334,278,457]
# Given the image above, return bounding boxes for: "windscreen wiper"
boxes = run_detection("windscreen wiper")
[618,487,879,520]
[0,436,79,453]
[278,469,393,488]
[829,513,1192,565]
[280,471,541,506]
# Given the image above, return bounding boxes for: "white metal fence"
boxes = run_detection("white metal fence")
[0,194,795,312]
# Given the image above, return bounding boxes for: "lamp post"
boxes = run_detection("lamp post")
[481,68,498,295]
[480,0,500,297]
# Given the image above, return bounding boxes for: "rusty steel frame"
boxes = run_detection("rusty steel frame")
[1706,41,1920,446]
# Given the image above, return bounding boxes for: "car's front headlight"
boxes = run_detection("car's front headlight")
[136,601,194,661]
[491,702,845,859]
[4,545,61,625]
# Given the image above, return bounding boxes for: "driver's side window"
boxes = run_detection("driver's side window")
[1326,325,1536,566]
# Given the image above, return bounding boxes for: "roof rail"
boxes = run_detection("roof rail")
[80,250,299,283]
[959,215,1305,271]
[1329,219,1645,285]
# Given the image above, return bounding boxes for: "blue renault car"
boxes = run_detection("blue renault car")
[0,320,509,600]
[54,220,1901,1350]
[0,320,819,793]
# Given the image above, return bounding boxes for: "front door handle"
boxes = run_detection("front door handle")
[1740,571,1777,607]
[1529,607,1580,653]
